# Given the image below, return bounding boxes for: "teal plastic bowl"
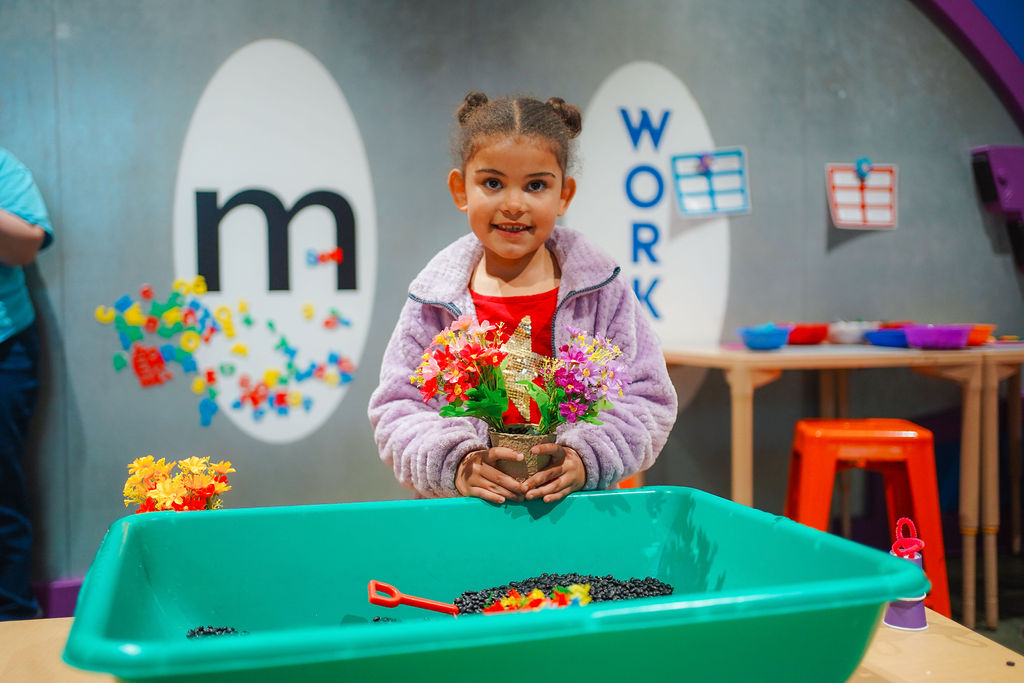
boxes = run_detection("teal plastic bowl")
[738,324,792,350]
[64,487,927,683]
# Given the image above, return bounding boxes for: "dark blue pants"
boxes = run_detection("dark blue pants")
[0,324,40,620]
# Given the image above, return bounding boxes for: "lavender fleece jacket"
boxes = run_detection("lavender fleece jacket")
[368,226,678,497]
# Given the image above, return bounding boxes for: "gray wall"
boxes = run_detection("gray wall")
[1,0,1021,580]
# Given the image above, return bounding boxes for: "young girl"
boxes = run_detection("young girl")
[369,92,677,504]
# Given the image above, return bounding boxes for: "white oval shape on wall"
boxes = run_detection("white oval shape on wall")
[173,39,376,443]
[569,61,730,409]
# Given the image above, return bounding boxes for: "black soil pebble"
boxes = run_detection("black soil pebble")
[186,626,244,638]
[454,572,673,614]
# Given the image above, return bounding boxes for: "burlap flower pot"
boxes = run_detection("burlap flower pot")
[488,427,554,482]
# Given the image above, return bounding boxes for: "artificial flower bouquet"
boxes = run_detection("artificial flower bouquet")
[410,314,628,477]
[123,455,235,513]
[521,324,629,434]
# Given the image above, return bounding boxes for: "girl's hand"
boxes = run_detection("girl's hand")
[522,444,586,503]
[455,447,526,504]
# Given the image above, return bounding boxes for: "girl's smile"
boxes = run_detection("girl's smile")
[448,136,576,278]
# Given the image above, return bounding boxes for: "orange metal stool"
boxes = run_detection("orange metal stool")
[617,473,642,489]
[784,418,951,618]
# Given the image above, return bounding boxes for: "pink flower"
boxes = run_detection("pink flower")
[466,319,497,336]
[419,354,441,382]
[559,400,585,423]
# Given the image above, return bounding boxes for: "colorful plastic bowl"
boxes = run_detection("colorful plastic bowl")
[782,323,829,345]
[966,324,997,346]
[903,324,973,350]
[828,321,880,345]
[738,324,792,351]
[864,328,908,348]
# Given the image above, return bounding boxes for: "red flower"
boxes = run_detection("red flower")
[194,483,216,498]
[419,377,438,402]
[135,497,157,514]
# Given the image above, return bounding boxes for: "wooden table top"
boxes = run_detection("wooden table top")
[2,610,1020,682]
[663,342,986,370]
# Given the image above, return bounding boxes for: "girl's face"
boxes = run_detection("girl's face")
[448,136,576,268]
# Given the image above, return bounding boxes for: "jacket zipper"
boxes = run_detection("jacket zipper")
[408,294,462,318]
[550,267,621,351]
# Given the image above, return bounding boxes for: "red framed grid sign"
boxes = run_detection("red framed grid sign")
[825,163,898,229]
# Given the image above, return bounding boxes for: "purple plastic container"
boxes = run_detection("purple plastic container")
[882,552,928,631]
[903,324,973,350]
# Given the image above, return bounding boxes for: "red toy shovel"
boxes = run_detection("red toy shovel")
[367,580,460,616]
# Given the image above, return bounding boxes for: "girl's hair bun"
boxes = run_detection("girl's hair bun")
[547,97,583,139]
[457,91,490,124]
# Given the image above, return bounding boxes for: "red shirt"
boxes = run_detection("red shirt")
[471,287,559,425]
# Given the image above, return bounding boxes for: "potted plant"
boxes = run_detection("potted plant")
[411,315,627,481]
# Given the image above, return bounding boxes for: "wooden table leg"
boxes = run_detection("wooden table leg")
[915,362,982,629]
[1009,369,1022,556]
[819,369,836,418]
[981,360,1020,628]
[725,366,780,507]
[981,360,1000,629]
[836,369,850,419]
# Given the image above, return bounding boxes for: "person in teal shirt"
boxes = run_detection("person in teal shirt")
[0,148,53,620]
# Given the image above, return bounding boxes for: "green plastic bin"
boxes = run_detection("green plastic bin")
[63,486,927,682]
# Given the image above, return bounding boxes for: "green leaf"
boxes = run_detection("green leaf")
[518,380,554,433]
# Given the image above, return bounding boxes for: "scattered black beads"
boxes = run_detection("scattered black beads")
[453,573,673,614]
[186,625,245,638]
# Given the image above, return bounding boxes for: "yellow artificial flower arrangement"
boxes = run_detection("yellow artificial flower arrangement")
[123,455,235,513]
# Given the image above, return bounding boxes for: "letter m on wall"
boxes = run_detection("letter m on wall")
[195,189,356,291]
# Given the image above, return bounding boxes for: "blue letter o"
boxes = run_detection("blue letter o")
[625,165,664,208]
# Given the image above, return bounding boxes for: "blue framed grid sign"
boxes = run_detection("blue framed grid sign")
[670,147,750,217]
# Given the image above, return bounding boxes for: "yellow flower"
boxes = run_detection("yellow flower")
[123,474,149,503]
[177,456,209,476]
[150,477,185,510]
[182,473,214,492]
[123,475,148,506]
[127,455,156,476]
[123,455,236,513]
[211,460,235,476]
[149,458,176,481]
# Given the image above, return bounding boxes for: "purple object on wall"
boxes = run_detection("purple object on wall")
[915,0,1024,135]
[971,144,1024,270]
[971,145,1024,219]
